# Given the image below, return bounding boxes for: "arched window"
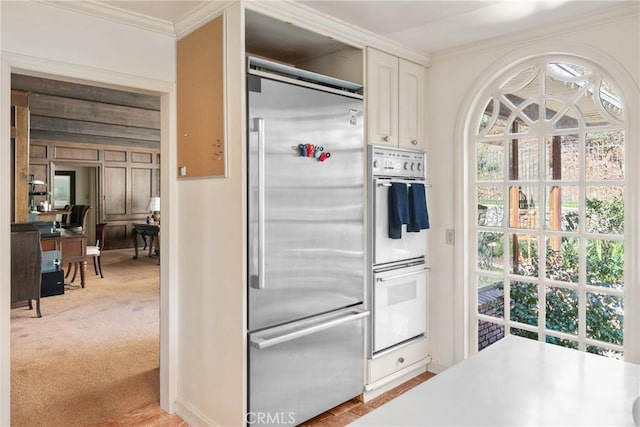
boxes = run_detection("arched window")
[471,56,626,358]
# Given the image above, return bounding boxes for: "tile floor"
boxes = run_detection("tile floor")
[93,371,435,426]
[302,371,435,426]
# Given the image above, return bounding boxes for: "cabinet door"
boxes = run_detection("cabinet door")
[399,59,425,151]
[366,48,398,147]
[177,15,225,178]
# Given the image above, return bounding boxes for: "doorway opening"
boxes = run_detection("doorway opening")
[53,164,99,244]
[9,73,163,425]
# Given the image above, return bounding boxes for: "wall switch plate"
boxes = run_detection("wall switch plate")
[445,228,455,245]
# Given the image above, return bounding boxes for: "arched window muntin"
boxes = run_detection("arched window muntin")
[470,54,627,359]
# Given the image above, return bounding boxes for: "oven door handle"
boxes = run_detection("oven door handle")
[376,181,432,188]
[376,268,430,282]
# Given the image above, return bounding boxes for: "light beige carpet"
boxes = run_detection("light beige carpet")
[11,249,160,427]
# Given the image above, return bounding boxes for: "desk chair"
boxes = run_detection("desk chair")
[63,205,90,280]
[11,224,42,317]
[60,204,72,225]
[87,223,107,278]
[68,222,107,283]
[62,205,90,232]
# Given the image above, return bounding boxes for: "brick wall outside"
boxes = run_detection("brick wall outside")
[478,284,505,350]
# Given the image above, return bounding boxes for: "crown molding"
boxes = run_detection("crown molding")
[432,1,640,61]
[245,0,430,67]
[35,0,431,66]
[38,0,177,36]
[174,1,232,39]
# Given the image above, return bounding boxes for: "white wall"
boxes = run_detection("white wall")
[0,2,177,426]
[1,1,174,82]
[173,3,247,426]
[426,4,640,370]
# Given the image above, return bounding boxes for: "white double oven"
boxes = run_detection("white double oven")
[368,146,430,355]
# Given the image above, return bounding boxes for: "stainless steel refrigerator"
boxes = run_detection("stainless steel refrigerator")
[247,57,368,426]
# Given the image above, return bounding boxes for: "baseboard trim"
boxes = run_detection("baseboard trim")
[426,361,450,374]
[362,362,428,403]
[174,399,215,427]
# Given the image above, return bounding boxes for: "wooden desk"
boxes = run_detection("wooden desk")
[351,336,640,426]
[132,223,160,263]
[41,229,88,288]
[32,209,71,221]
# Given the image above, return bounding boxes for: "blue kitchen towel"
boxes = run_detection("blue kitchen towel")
[407,183,430,232]
[388,182,410,239]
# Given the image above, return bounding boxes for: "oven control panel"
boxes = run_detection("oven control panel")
[369,146,426,179]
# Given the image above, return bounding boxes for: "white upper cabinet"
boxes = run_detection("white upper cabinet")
[398,59,425,150]
[367,48,399,147]
[366,47,425,151]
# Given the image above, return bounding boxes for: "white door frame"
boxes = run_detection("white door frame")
[0,52,178,425]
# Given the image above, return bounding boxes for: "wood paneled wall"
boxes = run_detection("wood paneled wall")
[12,74,160,148]
[13,74,161,249]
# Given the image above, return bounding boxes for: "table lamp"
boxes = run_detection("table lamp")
[147,196,160,224]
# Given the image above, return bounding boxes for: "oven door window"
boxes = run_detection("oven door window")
[374,266,427,353]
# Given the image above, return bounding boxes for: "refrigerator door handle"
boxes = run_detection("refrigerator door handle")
[251,117,266,289]
[250,309,370,349]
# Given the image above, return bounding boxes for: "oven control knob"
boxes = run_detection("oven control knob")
[410,163,415,171]
[403,162,409,170]
[417,163,423,171]
[373,160,379,169]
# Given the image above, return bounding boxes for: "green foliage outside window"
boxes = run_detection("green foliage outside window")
[503,195,624,357]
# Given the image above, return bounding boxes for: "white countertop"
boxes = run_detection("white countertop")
[351,336,640,426]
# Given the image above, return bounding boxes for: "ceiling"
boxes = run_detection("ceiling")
[97,0,625,53]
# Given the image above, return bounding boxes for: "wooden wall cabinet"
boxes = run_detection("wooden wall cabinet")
[366,47,425,151]
[177,15,226,178]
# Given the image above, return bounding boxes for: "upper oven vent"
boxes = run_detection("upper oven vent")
[369,146,426,180]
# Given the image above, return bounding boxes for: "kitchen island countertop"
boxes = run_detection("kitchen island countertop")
[351,335,640,426]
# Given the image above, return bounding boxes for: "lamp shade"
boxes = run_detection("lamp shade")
[146,196,160,212]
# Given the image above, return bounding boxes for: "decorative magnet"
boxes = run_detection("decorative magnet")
[319,152,331,162]
[298,144,306,156]
[349,109,358,126]
[314,146,324,158]
[306,143,314,157]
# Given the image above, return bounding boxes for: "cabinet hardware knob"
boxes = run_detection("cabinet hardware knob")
[411,139,418,145]
[383,135,390,142]
[398,357,405,363]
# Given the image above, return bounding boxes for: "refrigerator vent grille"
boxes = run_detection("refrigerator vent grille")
[248,56,363,95]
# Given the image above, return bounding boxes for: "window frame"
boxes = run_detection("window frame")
[467,55,631,359]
